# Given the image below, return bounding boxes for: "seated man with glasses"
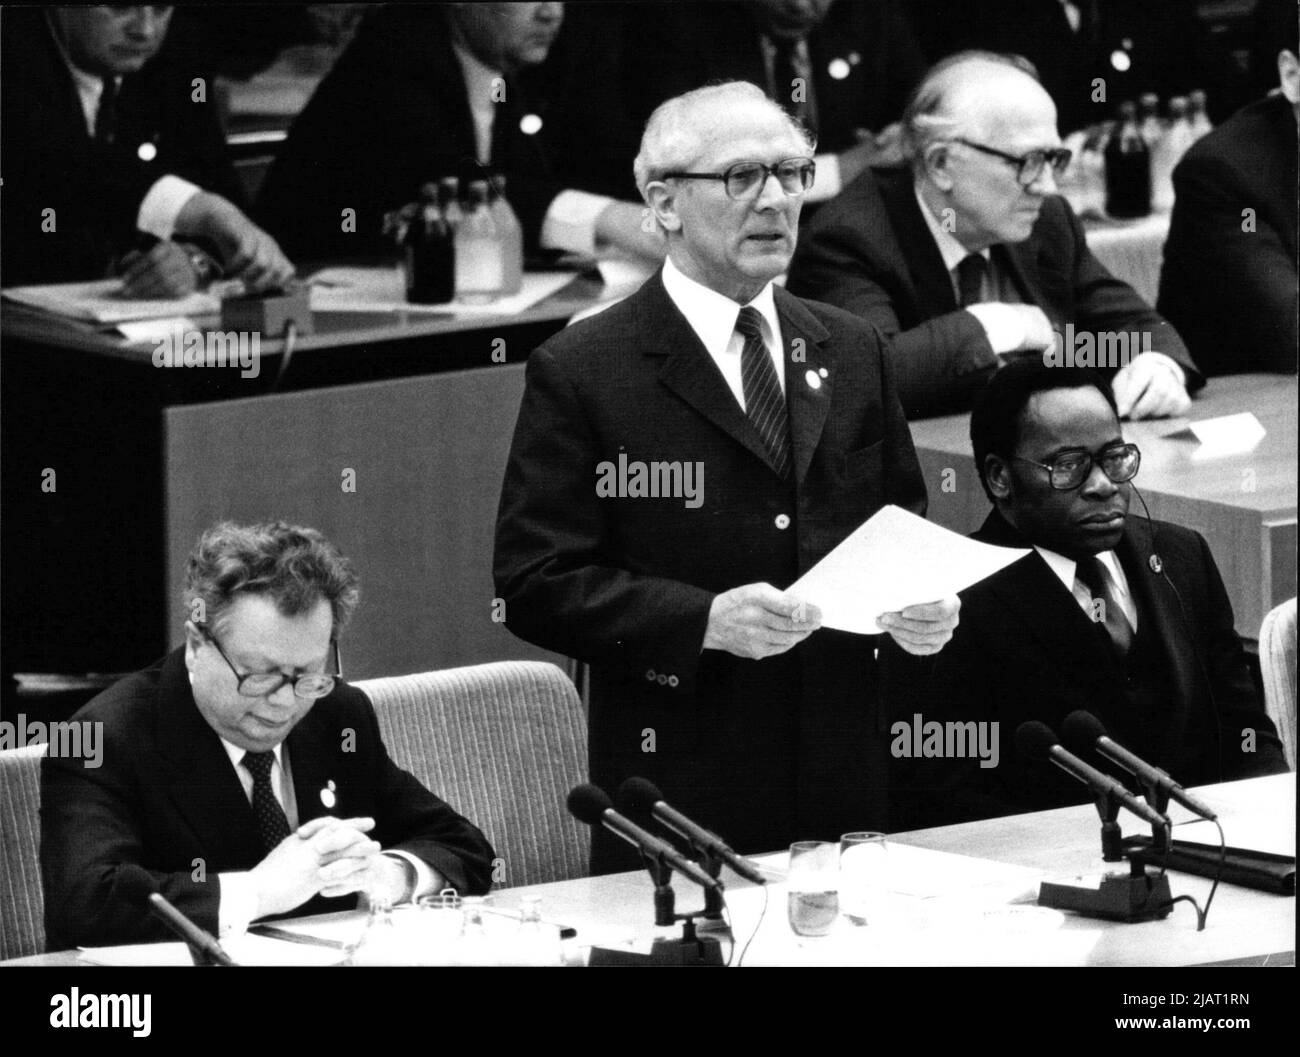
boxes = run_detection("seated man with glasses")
[884,363,1286,829]
[495,80,960,875]
[41,521,495,951]
[787,50,1202,420]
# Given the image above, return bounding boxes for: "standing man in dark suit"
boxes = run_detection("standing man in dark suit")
[494,82,960,873]
[885,363,1288,830]
[41,521,494,951]
[1158,0,1299,376]
[787,51,1202,419]
[624,0,927,207]
[259,2,659,263]
[0,6,293,292]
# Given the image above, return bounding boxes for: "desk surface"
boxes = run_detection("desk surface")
[6,774,1291,968]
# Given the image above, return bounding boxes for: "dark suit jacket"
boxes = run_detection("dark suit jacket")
[622,1,926,153]
[884,511,1288,830]
[787,165,1203,419]
[0,9,245,286]
[257,5,563,261]
[494,270,926,871]
[1158,94,1299,376]
[40,649,495,951]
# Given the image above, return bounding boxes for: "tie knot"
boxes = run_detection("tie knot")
[243,751,276,781]
[735,306,765,342]
[1074,555,1108,595]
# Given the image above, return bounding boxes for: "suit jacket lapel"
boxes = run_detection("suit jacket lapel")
[1117,526,1198,716]
[774,286,833,485]
[647,272,791,475]
[285,706,341,826]
[153,651,264,868]
[995,241,1051,313]
[877,168,958,319]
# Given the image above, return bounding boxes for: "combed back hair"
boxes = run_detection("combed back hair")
[970,362,1119,502]
[184,521,361,636]
[633,80,816,197]
[901,50,1043,170]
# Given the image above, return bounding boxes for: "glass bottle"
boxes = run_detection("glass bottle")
[404,182,455,304]
[1188,89,1213,141]
[488,174,524,296]
[1104,101,1151,218]
[1152,96,1194,213]
[454,180,504,304]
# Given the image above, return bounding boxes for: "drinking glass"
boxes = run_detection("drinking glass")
[786,841,839,937]
[839,831,888,926]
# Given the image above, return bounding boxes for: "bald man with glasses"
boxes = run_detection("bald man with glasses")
[787,50,1202,420]
[41,521,494,951]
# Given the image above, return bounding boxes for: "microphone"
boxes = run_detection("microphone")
[147,892,238,966]
[567,783,723,891]
[1015,721,1170,829]
[1062,711,1218,821]
[619,777,767,885]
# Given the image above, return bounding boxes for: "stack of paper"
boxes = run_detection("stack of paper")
[3,279,221,324]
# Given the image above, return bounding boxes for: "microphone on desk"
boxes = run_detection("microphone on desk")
[1015,721,1171,830]
[1062,711,1218,821]
[618,777,767,885]
[146,892,238,966]
[567,783,723,891]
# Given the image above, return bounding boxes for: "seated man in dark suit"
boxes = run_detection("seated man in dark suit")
[787,50,1203,420]
[259,2,660,263]
[1158,0,1299,376]
[41,521,494,950]
[0,6,293,294]
[885,363,1287,830]
[623,0,927,207]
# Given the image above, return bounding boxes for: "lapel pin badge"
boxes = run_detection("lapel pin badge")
[1149,555,1163,574]
[805,369,822,390]
[818,367,828,378]
[320,779,337,810]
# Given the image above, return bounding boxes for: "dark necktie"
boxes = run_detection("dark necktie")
[243,750,291,854]
[770,39,817,134]
[956,253,987,307]
[735,306,792,479]
[1075,555,1134,656]
[94,75,118,145]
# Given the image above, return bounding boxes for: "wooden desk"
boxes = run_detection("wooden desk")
[908,374,1298,642]
[1,275,612,680]
[6,774,1290,967]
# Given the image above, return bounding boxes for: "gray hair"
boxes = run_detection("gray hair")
[633,80,816,197]
[184,520,361,637]
[901,50,1042,172]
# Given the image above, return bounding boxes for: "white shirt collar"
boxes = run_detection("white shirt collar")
[660,255,781,360]
[47,15,119,136]
[1034,546,1128,599]
[913,182,989,273]
[220,738,284,772]
[450,40,501,166]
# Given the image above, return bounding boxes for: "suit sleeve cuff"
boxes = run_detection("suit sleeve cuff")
[383,850,443,902]
[217,871,259,939]
[137,175,202,240]
[803,152,842,203]
[540,189,614,256]
[965,303,1029,355]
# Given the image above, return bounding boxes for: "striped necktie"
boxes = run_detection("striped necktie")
[1075,555,1134,656]
[735,306,792,478]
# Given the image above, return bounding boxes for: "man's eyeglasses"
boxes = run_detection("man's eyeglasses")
[952,138,1073,187]
[1012,443,1141,491]
[663,158,816,200]
[197,624,342,699]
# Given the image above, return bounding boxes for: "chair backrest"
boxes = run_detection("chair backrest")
[1260,597,1297,770]
[0,744,48,960]
[355,661,589,889]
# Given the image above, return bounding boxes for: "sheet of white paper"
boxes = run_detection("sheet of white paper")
[1189,412,1267,459]
[115,317,201,345]
[788,505,1029,633]
[308,267,576,315]
[3,279,220,324]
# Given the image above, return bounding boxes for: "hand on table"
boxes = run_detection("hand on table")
[249,815,379,918]
[175,190,296,293]
[117,240,198,299]
[1113,355,1191,419]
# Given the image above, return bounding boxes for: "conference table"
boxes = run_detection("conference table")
[5,773,1291,968]
[909,373,1298,644]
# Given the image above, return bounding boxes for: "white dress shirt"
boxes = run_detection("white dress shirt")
[450,40,613,257]
[1035,545,1139,630]
[661,255,785,411]
[53,29,200,242]
[215,738,437,938]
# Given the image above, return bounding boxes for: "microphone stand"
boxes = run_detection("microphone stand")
[1037,787,1173,923]
[587,850,726,966]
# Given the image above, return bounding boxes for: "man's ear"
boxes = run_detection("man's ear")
[984,455,1013,500]
[921,142,956,193]
[644,182,682,233]
[183,621,204,671]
